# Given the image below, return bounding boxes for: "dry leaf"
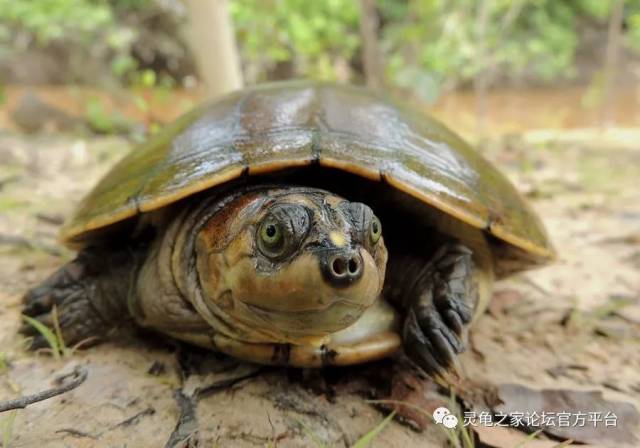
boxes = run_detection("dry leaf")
[494,383,639,446]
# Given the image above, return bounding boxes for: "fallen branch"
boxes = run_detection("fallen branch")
[0,365,88,413]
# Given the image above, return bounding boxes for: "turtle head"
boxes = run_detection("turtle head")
[193,187,388,343]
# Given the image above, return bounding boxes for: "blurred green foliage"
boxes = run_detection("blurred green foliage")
[0,0,137,82]
[231,0,361,81]
[0,0,178,85]
[627,2,640,50]
[0,0,112,43]
[231,0,640,100]
[380,0,582,95]
[1,0,640,99]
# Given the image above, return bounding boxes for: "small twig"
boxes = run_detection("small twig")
[55,428,98,439]
[0,365,88,413]
[35,212,64,226]
[110,407,155,429]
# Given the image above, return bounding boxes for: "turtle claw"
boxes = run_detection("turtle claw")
[22,289,108,350]
[21,259,109,350]
[403,243,475,375]
[403,311,444,375]
[404,310,445,375]
[404,302,466,375]
[444,309,464,336]
[23,260,85,317]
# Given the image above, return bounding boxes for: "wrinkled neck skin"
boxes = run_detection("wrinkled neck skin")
[167,185,388,346]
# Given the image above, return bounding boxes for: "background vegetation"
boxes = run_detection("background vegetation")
[1,0,640,102]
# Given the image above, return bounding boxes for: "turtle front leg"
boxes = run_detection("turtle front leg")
[388,243,478,375]
[21,248,138,349]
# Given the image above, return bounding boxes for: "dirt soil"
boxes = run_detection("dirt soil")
[0,130,639,447]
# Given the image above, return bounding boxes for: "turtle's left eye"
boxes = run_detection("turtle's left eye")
[257,204,310,260]
[370,216,382,244]
[258,218,286,257]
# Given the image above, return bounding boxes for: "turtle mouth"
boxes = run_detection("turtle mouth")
[244,299,368,338]
[245,299,366,316]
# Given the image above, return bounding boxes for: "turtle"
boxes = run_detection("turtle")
[21,81,554,375]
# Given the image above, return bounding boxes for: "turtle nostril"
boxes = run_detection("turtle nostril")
[322,250,364,287]
[348,257,360,275]
[332,257,348,276]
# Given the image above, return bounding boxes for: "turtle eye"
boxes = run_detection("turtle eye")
[258,218,286,257]
[370,216,382,244]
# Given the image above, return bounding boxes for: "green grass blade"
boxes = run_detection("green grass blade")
[365,399,432,419]
[21,315,61,360]
[441,426,461,448]
[551,440,574,447]
[513,429,543,448]
[0,353,7,373]
[455,409,473,448]
[292,417,328,448]
[367,399,472,447]
[351,411,396,448]
[50,305,68,356]
[2,410,17,448]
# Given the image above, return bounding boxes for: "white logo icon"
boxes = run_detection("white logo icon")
[433,407,458,429]
[442,414,459,429]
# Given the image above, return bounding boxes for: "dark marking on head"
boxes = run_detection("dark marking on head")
[338,201,373,245]
[216,290,234,310]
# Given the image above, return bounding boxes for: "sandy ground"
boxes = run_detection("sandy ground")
[0,130,639,447]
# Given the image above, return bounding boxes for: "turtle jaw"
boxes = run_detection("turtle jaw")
[210,248,385,341]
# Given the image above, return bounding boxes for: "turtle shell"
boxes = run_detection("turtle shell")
[61,81,554,274]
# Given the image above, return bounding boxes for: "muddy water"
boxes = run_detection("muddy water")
[1,84,639,136]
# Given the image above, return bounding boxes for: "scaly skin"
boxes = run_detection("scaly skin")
[22,247,143,349]
[391,244,478,375]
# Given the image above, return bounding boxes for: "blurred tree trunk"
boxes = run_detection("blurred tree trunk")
[473,0,490,137]
[600,0,625,127]
[183,0,243,99]
[358,0,382,90]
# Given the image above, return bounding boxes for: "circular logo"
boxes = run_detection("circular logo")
[432,407,451,424]
[442,414,459,429]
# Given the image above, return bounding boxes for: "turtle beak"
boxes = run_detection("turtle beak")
[318,248,364,288]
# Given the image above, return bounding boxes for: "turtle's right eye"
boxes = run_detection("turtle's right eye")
[258,218,286,257]
[369,216,382,244]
